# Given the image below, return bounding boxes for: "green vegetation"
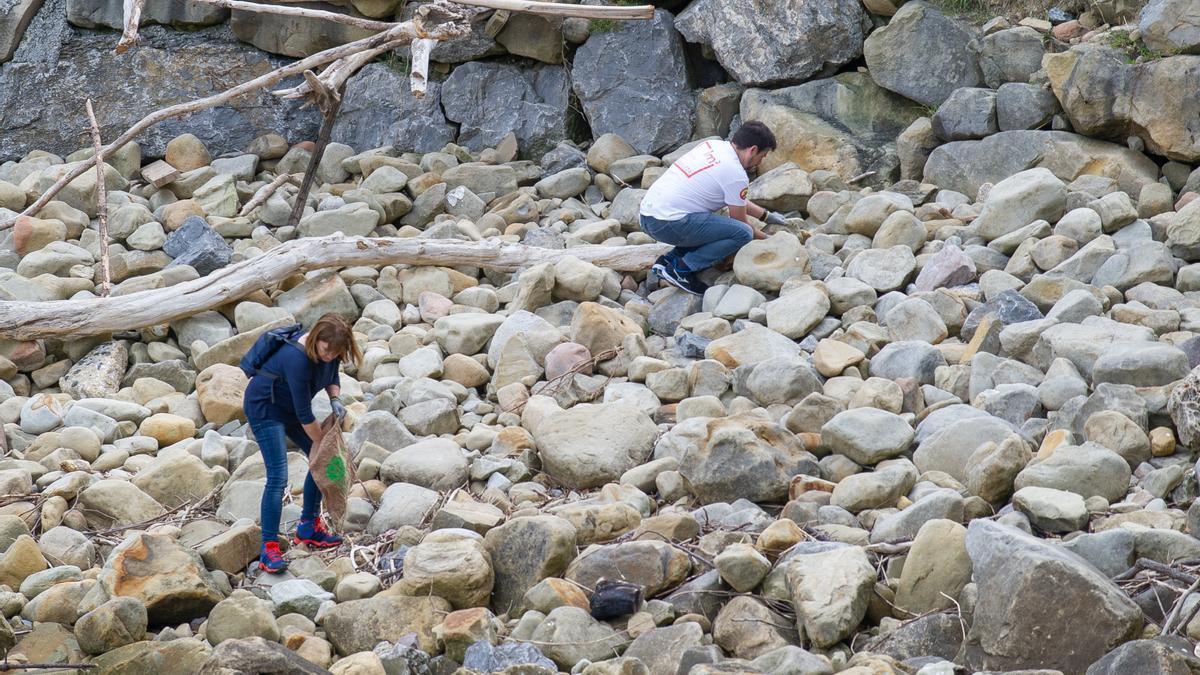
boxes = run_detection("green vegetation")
[588,0,642,35]
[1107,29,1167,63]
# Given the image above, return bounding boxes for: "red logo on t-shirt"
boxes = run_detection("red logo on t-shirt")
[675,141,719,178]
[739,187,748,200]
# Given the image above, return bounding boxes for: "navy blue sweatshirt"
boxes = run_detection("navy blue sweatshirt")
[242,341,341,425]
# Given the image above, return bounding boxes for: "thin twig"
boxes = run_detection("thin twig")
[1163,576,1200,634]
[85,99,112,297]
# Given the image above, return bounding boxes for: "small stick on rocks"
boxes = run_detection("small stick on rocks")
[85,99,113,297]
[239,172,299,218]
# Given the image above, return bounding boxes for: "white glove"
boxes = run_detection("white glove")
[764,211,788,226]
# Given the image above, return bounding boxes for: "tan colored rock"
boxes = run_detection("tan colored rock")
[0,535,48,589]
[813,339,865,377]
[895,519,972,616]
[195,364,248,425]
[138,413,196,446]
[570,302,642,356]
[161,199,206,232]
[330,651,387,674]
[396,532,493,610]
[1151,427,1177,457]
[442,354,490,388]
[165,133,211,172]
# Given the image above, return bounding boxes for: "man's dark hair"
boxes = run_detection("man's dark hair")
[731,121,777,152]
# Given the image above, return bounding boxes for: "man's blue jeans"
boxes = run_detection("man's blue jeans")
[248,416,323,544]
[640,212,753,272]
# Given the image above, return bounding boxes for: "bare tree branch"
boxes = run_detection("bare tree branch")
[410,38,435,99]
[116,0,146,53]
[451,0,654,19]
[84,99,113,297]
[191,0,398,32]
[0,237,669,340]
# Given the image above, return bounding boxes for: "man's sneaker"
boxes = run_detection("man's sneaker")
[658,262,708,296]
[259,541,288,573]
[295,517,343,549]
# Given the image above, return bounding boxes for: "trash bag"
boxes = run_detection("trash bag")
[589,578,644,620]
[309,414,357,530]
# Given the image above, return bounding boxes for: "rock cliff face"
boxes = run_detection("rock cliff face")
[0,10,317,161]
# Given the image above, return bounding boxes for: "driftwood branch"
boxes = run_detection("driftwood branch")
[286,84,346,227]
[239,173,299,217]
[84,100,113,298]
[410,38,435,98]
[191,0,397,32]
[0,4,469,231]
[0,237,670,340]
[116,0,146,53]
[451,0,654,19]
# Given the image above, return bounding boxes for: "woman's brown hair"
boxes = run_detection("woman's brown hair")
[305,313,362,367]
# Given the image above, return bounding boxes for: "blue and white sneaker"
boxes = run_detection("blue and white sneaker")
[657,258,708,296]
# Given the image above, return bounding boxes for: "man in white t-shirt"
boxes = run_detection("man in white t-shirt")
[639,121,786,294]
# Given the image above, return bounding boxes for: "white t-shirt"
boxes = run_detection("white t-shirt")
[639,140,749,221]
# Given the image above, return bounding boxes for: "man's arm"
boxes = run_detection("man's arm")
[745,201,767,219]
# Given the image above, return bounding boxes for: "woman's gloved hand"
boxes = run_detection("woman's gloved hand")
[330,399,348,420]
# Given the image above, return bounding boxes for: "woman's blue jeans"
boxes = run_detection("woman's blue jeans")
[248,417,322,544]
[640,213,753,272]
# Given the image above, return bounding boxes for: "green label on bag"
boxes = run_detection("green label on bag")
[326,455,347,483]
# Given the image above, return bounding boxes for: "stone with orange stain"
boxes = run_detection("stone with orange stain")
[11,216,66,256]
[755,519,805,557]
[1151,427,1177,457]
[100,533,222,625]
[788,474,837,501]
[522,577,591,616]
[433,606,503,662]
[1038,429,1072,460]
[195,363,248,426]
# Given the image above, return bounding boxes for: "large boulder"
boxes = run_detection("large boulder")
[676,0,865,87]
[923,130,1160,199]
[739,72,922,180]
[229,4,374,57]
[322,595,451,655]
[330,63,456,154]
[1139,0,1200,55]
[1045,44,1200,161]
[863,1,983,107]
[483,515,577,615]
[100,533,224,625]
[0,0,43,64]
[972,168,1067,242]
[442,61,580,159]
[532,403,658,489]
[67,0,226,31]
[679,415,820,504]
[961,520,1142,673]
[0,24,318,162]
[571,10,694,154]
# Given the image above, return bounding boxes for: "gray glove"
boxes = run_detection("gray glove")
[330,399,347,421]
[764,211,788,226]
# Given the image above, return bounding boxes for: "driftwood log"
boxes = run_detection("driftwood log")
[0,237,670,340]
